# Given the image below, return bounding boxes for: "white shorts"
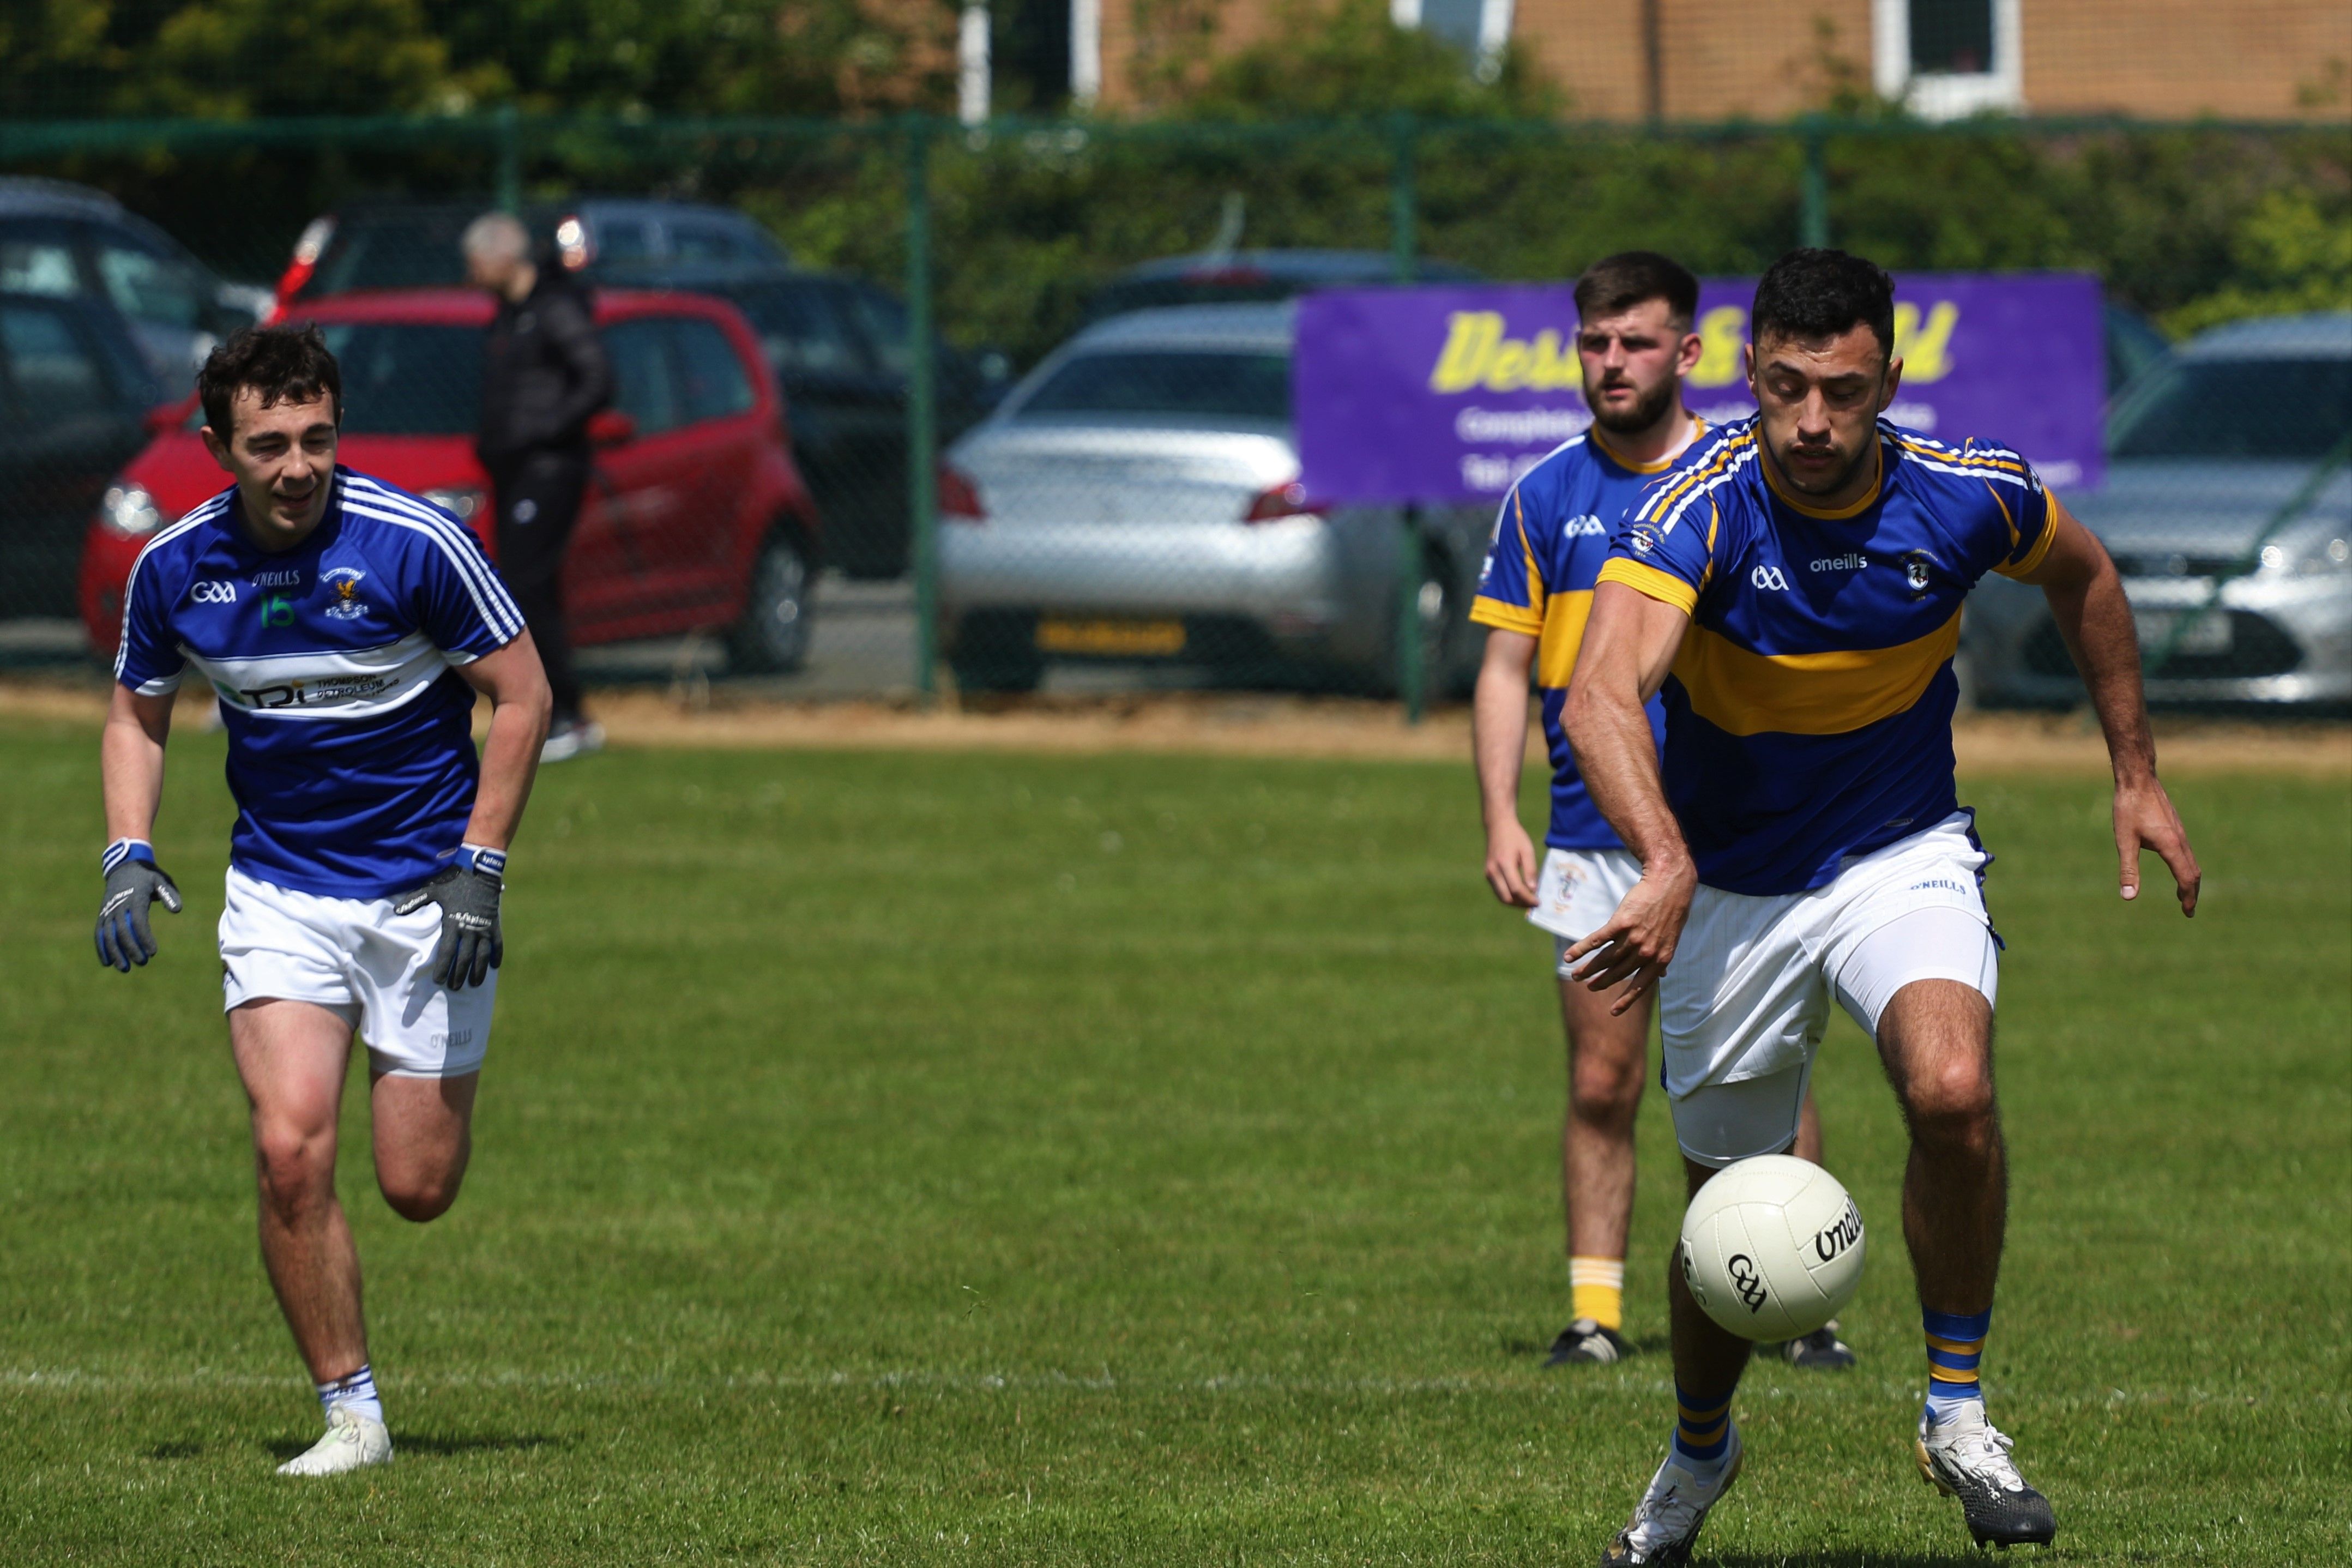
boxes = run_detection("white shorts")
[1531,847,1645,971]
[219,867,494,1078]
[1661,811,1999,1167]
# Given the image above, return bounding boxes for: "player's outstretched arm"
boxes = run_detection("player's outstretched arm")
[1473,629,1542,908]
[394,635,553,991]
[1560,581,1696,1010]
[96,685,182,970]
[457,632,554,853]
[2016,497,2201,916]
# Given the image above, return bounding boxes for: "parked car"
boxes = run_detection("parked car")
[0,290,168,619]
[81,288,821,672]
[636,264,1008,578]
[1082,249,1481,324]
[1964,311,2351,709]
[938,303,1487,695]
[0,178,263,379]
[272,199,789,315]
[2104,303,2173,400]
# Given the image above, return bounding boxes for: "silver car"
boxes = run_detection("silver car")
[938,304,1489,695]
[1965,311,2351,708]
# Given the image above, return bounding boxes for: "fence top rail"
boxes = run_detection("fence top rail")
[0,110,2343,161]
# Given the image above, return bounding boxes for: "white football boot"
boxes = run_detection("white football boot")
[276,1404,394,1477]
[1915,1402,2057,1547]
[1599,1424,1744,1566]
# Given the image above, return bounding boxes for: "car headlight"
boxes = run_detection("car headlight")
[99,480,164,537]
[2258,534,2352,576]
[424,486,485,523]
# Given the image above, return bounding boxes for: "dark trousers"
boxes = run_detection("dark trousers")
[489,449,590,723]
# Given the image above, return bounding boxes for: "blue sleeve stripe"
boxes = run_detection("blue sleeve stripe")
[340,474,528,640]
[342,494,527,643]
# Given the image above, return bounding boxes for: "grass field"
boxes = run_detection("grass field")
[1,717,2345,1565]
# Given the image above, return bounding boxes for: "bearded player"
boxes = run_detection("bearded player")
[1565,250,2199,1562]
[1471,252,1850,1370]
[95,324,552,1476]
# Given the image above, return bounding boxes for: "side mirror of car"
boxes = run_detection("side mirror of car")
[589,409,636,448]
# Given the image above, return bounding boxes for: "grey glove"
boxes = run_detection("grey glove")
[392,853,505,991]
[95,841,182,972]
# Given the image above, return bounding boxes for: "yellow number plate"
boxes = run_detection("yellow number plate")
[1035,617,1187,656]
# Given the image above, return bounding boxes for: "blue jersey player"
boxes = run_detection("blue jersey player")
[1563,252,2200,1563]
[95,325,553,1477]
[1470,253,1849,1372]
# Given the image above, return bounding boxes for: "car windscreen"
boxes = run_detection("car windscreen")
[301,216,474,298]
[319,323,483,435]
[2108,355,2352,460]
[1015,350,1290,423]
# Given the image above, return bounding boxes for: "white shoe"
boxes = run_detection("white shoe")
[540,720,604,763]
[1915,1403,2057,1547]
[1600,1424,1743,1565]
[276,1404,394,1477]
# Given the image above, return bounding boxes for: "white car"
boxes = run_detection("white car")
[938,304,1489,695]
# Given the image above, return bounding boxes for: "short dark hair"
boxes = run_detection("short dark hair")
[197,323,341,439]
[1574,251,1700,333]
[1750,248,1896,361]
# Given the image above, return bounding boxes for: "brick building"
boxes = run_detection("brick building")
[1006,0,2349,119]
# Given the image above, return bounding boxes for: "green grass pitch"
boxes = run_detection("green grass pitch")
[1,717,2344,1564]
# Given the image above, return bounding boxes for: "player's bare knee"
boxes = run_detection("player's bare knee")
[379,1165,464,1222]
[1570,1057,1644,1126]
[252,1126,334,1215]
[1904,1060,1999,1151]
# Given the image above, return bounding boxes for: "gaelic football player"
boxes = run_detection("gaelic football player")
[1563,251,2199,1561]
[1471,252,1850,1370]
[95,325,552,1476]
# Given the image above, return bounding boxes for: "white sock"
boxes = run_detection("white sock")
[316,1364,384,1426]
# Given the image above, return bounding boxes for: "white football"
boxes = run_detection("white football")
[1679,1155,1866,1341]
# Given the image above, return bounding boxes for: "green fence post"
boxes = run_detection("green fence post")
[1799,117,1830,249]
[495,104,522,215]
[1389,113,1426,723]
[905,116,940,701]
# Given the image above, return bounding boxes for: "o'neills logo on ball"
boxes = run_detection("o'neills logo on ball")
[1814,1198,1863,1264]
[1726,1253,1769,1312]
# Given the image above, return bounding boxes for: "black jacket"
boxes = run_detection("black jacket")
[477,270,612,465]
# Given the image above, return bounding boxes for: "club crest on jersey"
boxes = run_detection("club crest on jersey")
[1903,551,1935,595]
[322,566,369,621]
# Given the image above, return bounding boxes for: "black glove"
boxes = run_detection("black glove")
[95,841,182,972]
[392,852,505,991]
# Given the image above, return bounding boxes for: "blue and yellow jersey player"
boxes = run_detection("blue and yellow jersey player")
[1560,251,2202,1565]
[1468,254,1846,1373]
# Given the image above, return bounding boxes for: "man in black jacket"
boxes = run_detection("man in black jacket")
[465,212,613,761]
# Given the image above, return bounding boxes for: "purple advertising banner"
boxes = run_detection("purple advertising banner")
[1295,273,2106,506]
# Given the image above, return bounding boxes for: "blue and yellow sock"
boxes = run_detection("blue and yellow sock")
[1922,1307,1991,1424]
[1672,1382,1736,1470]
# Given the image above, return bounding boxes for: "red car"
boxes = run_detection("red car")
[80,288,820,671]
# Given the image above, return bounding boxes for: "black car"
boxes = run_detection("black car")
[0,289,165,618]
[274,198,791,309]
[1082,249,1483,324]
[648,266,1009,578]
[0,177,262,381]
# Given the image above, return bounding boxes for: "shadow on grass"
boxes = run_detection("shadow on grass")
[260,1432,564,1461]
[1709,1554,2003,1567]
[143,1440,203,1460]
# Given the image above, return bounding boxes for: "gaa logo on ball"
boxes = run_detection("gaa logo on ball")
[1680,1155,1867,1341]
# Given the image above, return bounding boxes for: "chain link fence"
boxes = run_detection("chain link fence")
[0,110,2344,709]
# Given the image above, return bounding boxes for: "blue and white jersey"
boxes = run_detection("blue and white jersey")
[115,468,527,900]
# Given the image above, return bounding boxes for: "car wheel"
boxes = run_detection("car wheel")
[729,532,813,673]
[1398,548,1462,698]
[947,610,1044,693]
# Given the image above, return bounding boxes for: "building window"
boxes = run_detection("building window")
[1908,0,1993,75]
[1873,0,2022,119]
[1392,0,1516,79]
